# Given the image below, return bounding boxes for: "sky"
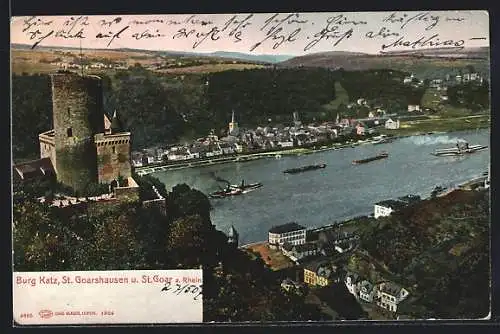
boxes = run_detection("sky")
[10,11,490,56]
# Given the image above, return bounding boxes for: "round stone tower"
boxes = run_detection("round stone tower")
[51,73,104,192]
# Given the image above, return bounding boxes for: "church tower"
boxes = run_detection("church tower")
[293,111,302,128]
[228,110,239,136]
[228,225,239,249]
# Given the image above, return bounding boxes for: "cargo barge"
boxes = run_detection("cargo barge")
[352,152,389,165]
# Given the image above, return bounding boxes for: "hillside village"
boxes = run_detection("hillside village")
[132,68,486,167]
[243,176,489,320]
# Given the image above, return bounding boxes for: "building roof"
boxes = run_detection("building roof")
[304,260,330,273]
[104,114,112,131]
[13,157,55,180]
[359,280,374,293]
[345,271,361,284]
[269,222,306,234]
[375,199,408,210]
[284,242,317,253]
[379,281,404,297]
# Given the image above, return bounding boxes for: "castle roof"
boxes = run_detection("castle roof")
[110,110,124,133]
[104,114,112,131]
[13,157,55,181]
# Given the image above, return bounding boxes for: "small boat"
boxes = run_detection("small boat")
[209,180,262,198]
[209,188,242,199]
[229,181,263,193]
[352,152,389,165]
[283,163,327,174]
[431,142,488,156]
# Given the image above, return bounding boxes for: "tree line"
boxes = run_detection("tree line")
[13,68,428,162]
[13,178,329,321]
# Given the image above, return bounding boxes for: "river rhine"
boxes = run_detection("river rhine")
[153,129,490,245]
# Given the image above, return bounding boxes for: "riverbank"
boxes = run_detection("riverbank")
[239,171,488,252]
[378,114,490,137]
[135,129,483,176]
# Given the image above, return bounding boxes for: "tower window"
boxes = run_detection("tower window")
[67,107,70,117]
[67,128,73,137]
[112,146,116,154]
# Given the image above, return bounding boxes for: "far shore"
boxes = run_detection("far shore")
[135,125,489,175]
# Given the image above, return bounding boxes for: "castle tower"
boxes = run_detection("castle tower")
[95,110,132,184]
[228,110,239,136]
[51,73,104,192]
[228,225,239,248]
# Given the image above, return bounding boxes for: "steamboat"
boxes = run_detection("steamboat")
[431,141,488,156]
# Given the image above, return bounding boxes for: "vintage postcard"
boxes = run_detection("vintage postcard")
[11,11,490,325]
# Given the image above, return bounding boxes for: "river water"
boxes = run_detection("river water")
[153,130,490,245]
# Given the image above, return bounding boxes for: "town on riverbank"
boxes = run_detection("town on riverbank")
[239,171,490,320]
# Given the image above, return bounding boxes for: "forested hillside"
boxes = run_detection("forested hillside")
[358,189,490,319]
[13,179,329,321]
[12,68,428,161]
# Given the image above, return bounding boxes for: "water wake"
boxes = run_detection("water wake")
[405,135,467,146]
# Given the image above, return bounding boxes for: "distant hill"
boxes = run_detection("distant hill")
[278,47,490,78]
[208,51,293,63]
[10,43,290,64]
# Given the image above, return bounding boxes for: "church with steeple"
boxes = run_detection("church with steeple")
[228,110,239,137]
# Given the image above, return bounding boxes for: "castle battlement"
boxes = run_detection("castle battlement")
[95,132,131,146]
[37,72,133,192]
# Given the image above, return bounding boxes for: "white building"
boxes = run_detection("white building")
[407,104,421,112]
[278,141,294,148]
[268,222,307,249]
[385,118,400,130]
[374,200,406,218]
[376,282,410,313]
[281,242,319,263]
[359,280,375,303]
[345,272,361,297]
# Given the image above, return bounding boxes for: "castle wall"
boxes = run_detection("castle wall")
[51,73,104,191]
[39,130,56,173]
[95,133,132,184]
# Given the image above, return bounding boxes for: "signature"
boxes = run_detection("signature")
[161,282,203,301]
[380,33,465,51]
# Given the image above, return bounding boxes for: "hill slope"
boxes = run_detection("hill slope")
[279,48,490,78]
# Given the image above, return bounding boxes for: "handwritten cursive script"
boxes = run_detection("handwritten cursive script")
[161,282,203,301]
[15,12,485,54]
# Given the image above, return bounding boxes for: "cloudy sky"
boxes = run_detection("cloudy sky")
[11,11,489,55]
